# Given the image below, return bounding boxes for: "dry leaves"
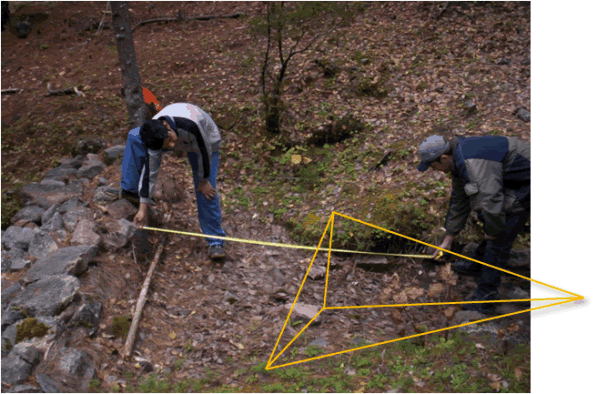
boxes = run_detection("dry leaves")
[439,263,458,286]
[427,283,445,298]
[404,286,425,301]
[443,306,458,320]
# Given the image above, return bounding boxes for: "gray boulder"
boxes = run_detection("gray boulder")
[44,166,78,182]
[2,323,18,349]
[41,204,60,226]
[70,219,101,247]
[2,283,24,311]
[5,247,31,272]
[62,207,91,233]
[11,206,46,225]
[2,226,35,250]
[105,198,137,220]
[58,196,85,214]
[35,373,61,393]
[2,250,11,272]
[57,347,97,388]
[68,297,102,336]
[40,179,66,187]
[40,212,65,233]
[20,183,82,209]
[24,245,98,284]
[28,231,59,259]
[2,307,26,331]
[93,185,116,203]
[9,342,42,366]
[7,384,43,393]
[102,219,136,249]
[1,355,34,385]
[9,275,80,317]
[72,138,104,157]
[104,145,126,165]
[77,160,106,180]
[516,107,530,123]
[454,310,486,324]
[61,155,86,169]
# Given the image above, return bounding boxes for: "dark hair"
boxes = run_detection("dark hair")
[139,119,168,150]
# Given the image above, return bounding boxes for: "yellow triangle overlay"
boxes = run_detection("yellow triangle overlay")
[266,212,584,370]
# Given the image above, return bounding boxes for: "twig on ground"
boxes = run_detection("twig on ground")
[1,88,23,94]
[122,214,171,360]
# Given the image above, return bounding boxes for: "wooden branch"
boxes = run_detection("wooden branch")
[122,214,171,360]
[1,88,23,94]
[368,150,394,172]
[45,87,84,97]
[132,13,244,31]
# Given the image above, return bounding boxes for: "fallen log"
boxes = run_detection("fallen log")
[1,88,23,94]
[122,214,171,360]
[45,87,84,97]
[132,13,244,31]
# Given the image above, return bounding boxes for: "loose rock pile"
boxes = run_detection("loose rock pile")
[0,145,139,392]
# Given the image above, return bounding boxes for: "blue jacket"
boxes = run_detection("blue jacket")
[445,136,530,237]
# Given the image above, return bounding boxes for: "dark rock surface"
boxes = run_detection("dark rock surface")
[11,205,46,225]
[8,275,80,317]
[24,245,98,283]
[20,183,82,209]
[2,226,35,250]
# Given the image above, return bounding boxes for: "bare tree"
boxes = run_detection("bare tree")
[110,1,147,128]
[251,2,355,134]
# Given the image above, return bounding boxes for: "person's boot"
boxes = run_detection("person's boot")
[452,260,483,276]
[104,187,140,207]
[462,289,498,314]
[208,244,225,260]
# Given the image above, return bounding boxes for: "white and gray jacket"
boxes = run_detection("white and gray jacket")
[140,103,222,204]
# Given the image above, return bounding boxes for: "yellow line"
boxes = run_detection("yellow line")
[269,309,324,367]
[325,297,575,309]
[332,212,582,298]
[267,298,579,369]
[323,213,334,309]
[142,226,435,259]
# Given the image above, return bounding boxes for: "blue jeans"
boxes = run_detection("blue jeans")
[120,127,226,246]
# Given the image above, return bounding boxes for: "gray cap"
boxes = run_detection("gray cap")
[417,135,449,172]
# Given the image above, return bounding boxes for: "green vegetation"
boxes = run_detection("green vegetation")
[16,318,49,343]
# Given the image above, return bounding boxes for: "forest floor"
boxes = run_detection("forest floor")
[2,2,531,392]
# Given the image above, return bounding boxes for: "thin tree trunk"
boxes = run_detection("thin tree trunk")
[110,1,147,129]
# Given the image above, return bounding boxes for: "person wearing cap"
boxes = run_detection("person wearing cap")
[417,135,530,314]
[105,98,226,260]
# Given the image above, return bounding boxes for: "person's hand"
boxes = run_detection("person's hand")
[433,234,455,260]
[197,180,216,200]
[133,203,149,228]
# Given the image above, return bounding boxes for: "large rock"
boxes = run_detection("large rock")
[68,297,102,336]
[2,323,18,348]
[35,373,60,393]
[4,247,31,272]
[72,138,104,157]
[9,342,42,366]
[58,196,85,214]
[285,302,322,326]
[102,219,136,249]
[516,107,530,123]
[104,145,126,165]
[62,207,91,232]
[9,275,80,317]
[1,250,11,273]
[2,226,35,250]
[2,307,26,331]
[43,165,78,182]
[1,355,34,385]
[24,245,98,283]
[40,179,66,187]
[106,199,137,220]
[70,219,101,247]
[454,310,486,324]
[57,347,97,388]
[20,183,82,209]
[61,155,86,169]
[41,204,60,226]
[94,185,117,203]
[77,160,106,180]
[2,283,24,311]
[28,231,59,259]
[40,212,65,233]
[11,206,46,225]
[7,384,43,393]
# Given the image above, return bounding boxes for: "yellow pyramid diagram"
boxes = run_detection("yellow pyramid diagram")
[267,212,583,370]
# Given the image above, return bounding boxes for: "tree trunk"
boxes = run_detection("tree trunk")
[110,1,147,129]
